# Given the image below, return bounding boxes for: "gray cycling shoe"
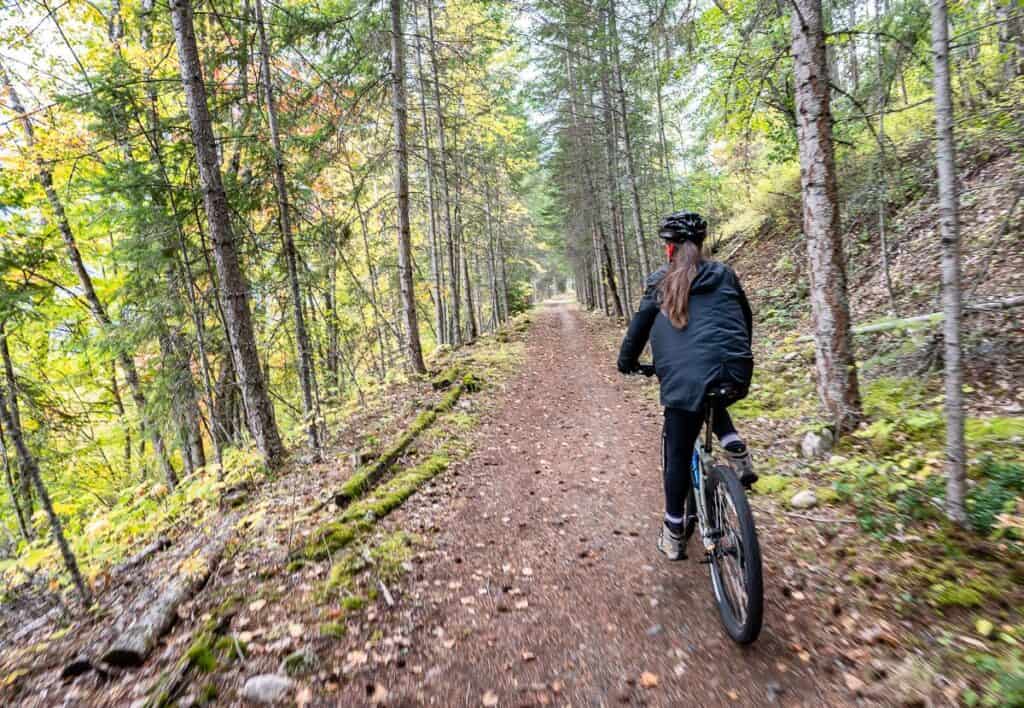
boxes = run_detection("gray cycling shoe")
[657,522,686,561]
[725,443,758,489]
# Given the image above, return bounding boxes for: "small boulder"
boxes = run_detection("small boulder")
[800,429,833,459]
[241,675,294,704]
[789,489,818,509]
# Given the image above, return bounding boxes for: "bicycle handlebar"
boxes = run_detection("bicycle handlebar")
[635,363,656,378]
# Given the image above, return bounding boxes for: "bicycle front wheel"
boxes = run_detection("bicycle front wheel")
[706,464,763,644]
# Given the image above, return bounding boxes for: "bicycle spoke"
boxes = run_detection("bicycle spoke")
[712,483,749,624]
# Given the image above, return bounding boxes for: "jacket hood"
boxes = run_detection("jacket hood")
[689,260,728,293]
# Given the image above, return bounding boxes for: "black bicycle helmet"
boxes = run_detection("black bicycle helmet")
[658,211,707,245]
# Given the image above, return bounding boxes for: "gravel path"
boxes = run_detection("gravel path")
[352,302,845,706]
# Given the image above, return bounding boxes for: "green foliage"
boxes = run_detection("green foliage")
[964,649,1024,707]
[319,622,346,639]
[968,459,1024,537]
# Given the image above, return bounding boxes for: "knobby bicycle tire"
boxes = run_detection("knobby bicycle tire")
[706,464,763,644]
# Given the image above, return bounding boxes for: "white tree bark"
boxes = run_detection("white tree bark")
[930,0,968,526]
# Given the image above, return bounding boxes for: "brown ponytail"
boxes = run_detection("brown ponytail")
[659,240,702,328]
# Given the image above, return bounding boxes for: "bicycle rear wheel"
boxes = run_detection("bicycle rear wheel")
[706,464,763,644]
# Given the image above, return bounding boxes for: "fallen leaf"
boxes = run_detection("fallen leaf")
[248,599,267,612]
[844,673,865,693]
[522,567,533,577]
[370,683,389,705]
[514,599,529,610]
[296,686,313,706]
[288,623,304,638]
[976,619,994,638]
[727,689,739,700]
[521,650,536,662]
[640,672,659,688]
[482,689,499,706]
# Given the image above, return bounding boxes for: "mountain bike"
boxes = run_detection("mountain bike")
[638,365,764,644]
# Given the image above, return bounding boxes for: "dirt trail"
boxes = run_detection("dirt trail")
[349,302,845,706]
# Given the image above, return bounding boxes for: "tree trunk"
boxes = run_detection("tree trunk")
[930,0,967,526]
[609,0,650,275]
[170,0,285,467]
[254,0,321,459]
[463,245,478,341]
[0,364,91,606]
[413,1,446,345]
[0,60,178,488]
[600,63,633,314]
[426,0,460,345]
[791,0,862,434]
[0,327,32,521]
[390,0,428,373]
[875,2,898,317]
[0,418,31,542]
[650,8,675,211]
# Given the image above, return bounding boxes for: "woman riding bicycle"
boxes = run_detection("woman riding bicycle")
[617,211,756,561]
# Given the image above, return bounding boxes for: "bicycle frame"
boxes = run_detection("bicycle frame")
[690,405,718,554]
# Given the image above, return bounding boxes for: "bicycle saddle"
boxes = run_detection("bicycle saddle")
[705,382,742,403]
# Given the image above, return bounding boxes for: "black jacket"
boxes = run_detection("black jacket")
[617,260,754,411]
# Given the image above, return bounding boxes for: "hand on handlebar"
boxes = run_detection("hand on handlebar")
[627,363,655,377]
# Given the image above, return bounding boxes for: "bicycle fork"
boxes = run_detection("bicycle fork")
[691,448,717,554]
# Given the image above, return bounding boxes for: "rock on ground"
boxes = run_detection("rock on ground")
[800,429,833,459]
[789,489,818,509]
[241,674,294,704]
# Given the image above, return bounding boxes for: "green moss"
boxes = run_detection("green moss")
[213,635,246,661]
[185,643,217,673]
[816,486,841,504]
[967,417,1024,446]
[929,581,984,608]
[752,474,791,496]
[342,455,450,521]
[437,384,464,412]
[370,531,416,581]
[431,366,461,390]
[200,683,218,703]
[326,549,366,591]
[319,622,347,639]
[461,372,484,392]
[300,521,361,561]
[341,595,366,612]
[282,649,318,676]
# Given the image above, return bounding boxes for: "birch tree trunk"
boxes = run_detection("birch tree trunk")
[170,0,285,468]
[791,0,862,434]
[930,0,967,526]
[254,0,321,460]
[390,0,427,373]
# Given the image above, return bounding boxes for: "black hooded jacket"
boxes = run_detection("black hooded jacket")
[617,260,754,412]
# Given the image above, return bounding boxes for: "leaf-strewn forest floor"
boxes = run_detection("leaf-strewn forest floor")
[1,141,1022,703]
[2,0,1024,705]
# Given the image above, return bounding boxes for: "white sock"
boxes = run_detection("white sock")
[720,432,741,448]
[664,512,684,526]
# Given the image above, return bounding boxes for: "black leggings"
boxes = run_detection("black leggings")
[662,406,738,518]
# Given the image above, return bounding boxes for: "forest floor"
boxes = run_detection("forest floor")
[8,299,1010,706]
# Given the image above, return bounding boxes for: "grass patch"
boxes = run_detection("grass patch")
[319,622,346,638]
